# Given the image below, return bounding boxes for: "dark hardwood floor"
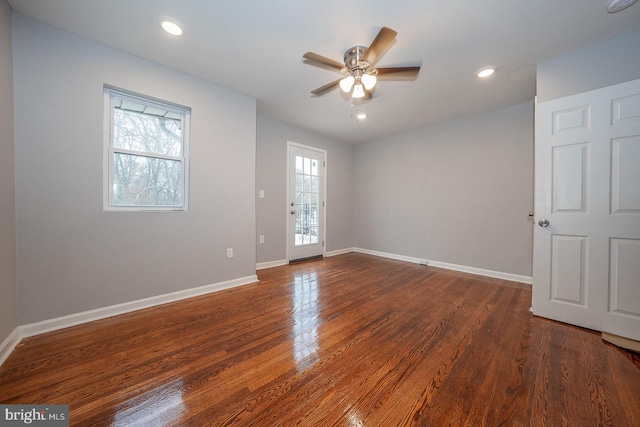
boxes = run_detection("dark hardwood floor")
[1,253,639,426]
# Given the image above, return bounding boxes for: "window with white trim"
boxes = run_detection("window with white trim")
[104,87,190,210]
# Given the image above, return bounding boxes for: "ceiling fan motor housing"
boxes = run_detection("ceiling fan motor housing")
[344,46,370,72]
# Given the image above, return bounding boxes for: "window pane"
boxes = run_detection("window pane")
[113,153,182,206]
[113,108,182,157]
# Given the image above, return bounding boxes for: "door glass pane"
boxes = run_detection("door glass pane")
[295,155,320,247]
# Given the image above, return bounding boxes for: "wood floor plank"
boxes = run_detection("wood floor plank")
[1,253,638,426]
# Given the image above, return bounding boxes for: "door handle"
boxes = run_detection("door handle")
[291,210,295,215]
[538,219,550,227]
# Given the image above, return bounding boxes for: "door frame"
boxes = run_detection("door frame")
[286,141,327,262]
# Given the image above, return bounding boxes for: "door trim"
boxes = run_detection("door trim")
[286,141,327,263]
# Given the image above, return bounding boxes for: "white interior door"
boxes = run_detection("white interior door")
[533,78,640,341]
[288,143,325,262]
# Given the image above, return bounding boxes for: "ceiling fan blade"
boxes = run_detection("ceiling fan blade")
[363,26,397,69]
[311,78,342,96]
[303,52,344,72]
[376,66,421,80]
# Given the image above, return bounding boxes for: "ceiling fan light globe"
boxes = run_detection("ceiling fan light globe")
[362,73,377,90]
[352,83,365,99]
[339,76,355,93]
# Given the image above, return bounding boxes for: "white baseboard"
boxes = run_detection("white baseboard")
[0,327,22,367]
[353,247,532,284]
[353,247,426,265]
[325,248,354,257]
[20,275,259,338]
[256,259,288,270]
[425,259,532,284]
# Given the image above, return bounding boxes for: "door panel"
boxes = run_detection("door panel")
[550,235,587,306]
[534,78,640,341]
[552,143,589,213]
[611,136,640,213]
[612,93,640,125]
[609,238,640,316]
[288,143,325,261]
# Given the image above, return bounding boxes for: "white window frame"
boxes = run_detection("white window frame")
[103,87,190,211]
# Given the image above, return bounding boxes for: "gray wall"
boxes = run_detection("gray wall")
[13,14,257,324]
[537,29,640,102]
[256,115,353,263]
[0,0,17,342]
[353,102,534,276]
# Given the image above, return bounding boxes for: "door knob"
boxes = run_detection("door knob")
[538,219,550,227]
[291,210,295,215]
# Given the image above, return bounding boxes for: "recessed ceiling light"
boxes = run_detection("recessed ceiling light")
[607,0,638,13]
[356,113,367,120]
[160,18,184,36]
[476,67,495,78]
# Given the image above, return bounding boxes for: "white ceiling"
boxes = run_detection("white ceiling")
[8,0,640,143]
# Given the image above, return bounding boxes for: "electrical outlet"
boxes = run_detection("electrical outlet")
[226,248,233,259]
[259,235,265,244]
[259,190,265,198]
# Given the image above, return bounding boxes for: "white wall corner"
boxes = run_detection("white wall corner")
[20,275,259,338]
[0,327,23,367]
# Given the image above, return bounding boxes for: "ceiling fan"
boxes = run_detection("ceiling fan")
[303,27,420,100]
